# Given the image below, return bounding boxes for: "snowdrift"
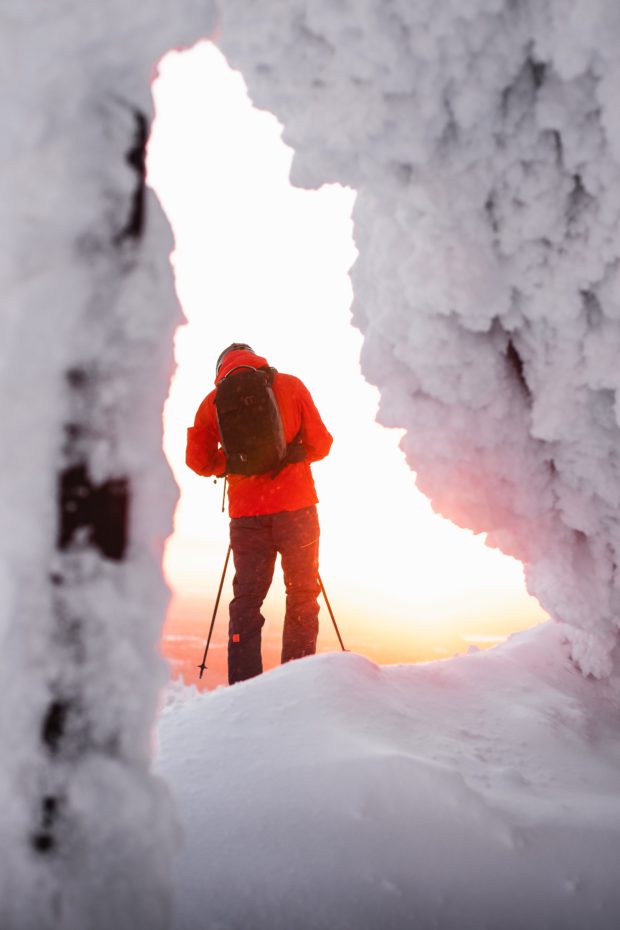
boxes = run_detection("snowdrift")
[158,626,620,930]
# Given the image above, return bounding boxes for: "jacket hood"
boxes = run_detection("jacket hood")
[215,348,270,384]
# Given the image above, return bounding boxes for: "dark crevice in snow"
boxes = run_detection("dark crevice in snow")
[581,289,603,327]
[549,128,563,166]
[484,192,499,235]
[65,366,90,390]
[113,108,148,246]
[32,796,62,854]
[505,339,531,399]
[567,173,592,225]
[528,56,547,91]
[58,464,129,561]
[58,364,130,559]
[297,19,335,55]
[573,528,588,548]
[32,703,69,854]
[395,162,413,186]
[62,422,86,452]
[42,699,69,754]
[439,94,459,149]
[501,55,541,120]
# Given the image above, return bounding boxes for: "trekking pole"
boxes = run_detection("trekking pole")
[318,573,347,652]
[197,544,232,679]
[221,476,227,513]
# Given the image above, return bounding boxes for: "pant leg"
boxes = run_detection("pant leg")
[228,516,277,684]
[273,506,321,664]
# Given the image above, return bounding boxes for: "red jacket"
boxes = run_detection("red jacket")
[186,349,333,517]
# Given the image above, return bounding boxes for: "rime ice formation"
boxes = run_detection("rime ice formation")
[1,3,213,927]
[218,1,620,677]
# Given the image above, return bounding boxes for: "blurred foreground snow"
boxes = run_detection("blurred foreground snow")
[0,3,214,927]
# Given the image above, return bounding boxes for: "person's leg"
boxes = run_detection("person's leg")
[228,516,276,684]
[274,506,321,664]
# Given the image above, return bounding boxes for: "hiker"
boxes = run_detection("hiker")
[186,343,333,684]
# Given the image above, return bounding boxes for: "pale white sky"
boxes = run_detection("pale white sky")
[147,41,545,665]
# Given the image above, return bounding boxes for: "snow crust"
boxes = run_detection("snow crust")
[158,624,620,929]
[1,3,214,927]
[217,1,620,677]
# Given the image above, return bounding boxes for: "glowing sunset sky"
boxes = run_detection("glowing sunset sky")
[147,41,546,688]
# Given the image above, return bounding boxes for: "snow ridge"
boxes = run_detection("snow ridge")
[218,0,620,677]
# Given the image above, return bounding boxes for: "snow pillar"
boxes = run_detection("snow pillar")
[0,4,214,927]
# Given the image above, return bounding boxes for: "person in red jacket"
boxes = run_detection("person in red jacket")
[186,343,333,684]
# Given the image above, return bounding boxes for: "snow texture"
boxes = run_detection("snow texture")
[6,1,620,927]
[158,624,620,930]
[217,0,620,678]
[0,3,214,927]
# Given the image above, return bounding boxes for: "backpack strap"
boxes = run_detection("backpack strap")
[219,364,277,385]
[270,429,305,480]
[219,364,257,381]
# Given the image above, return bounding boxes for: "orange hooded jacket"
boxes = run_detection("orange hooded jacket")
[186,349,333,518]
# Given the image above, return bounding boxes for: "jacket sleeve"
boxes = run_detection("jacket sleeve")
[296,379,333,463]
[186,393,227,477]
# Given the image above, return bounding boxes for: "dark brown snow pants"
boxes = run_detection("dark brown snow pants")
[228,505,320,684]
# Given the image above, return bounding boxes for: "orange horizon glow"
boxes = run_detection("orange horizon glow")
[148,41,546,689]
